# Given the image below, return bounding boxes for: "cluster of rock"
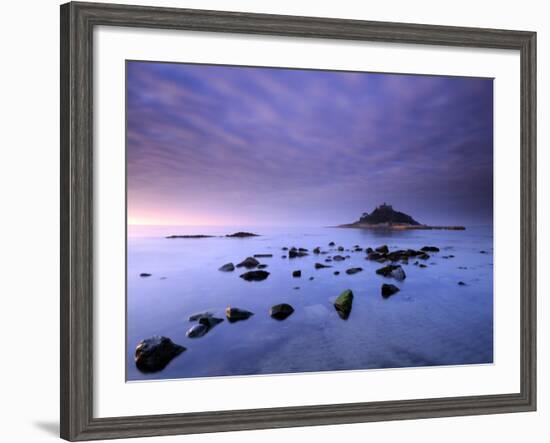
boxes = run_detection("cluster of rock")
[136,237,476,373]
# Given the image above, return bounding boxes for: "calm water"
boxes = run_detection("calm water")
[127,225,493,381]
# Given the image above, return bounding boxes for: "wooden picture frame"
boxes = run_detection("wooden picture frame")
[60,1,536,440]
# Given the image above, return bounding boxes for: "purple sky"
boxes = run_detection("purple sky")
[127,61,493,227]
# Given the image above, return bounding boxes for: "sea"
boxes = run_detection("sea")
[127,224,493,381]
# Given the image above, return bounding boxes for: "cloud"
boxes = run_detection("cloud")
[127,61,493,226]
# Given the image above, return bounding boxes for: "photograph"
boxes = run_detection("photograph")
[126,61,494,380]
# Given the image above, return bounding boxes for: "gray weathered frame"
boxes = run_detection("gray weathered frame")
[60,1,537,441]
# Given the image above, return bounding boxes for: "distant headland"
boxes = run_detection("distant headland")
[338,203,465,231]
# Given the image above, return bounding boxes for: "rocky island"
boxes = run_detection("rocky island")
[338,203,465,230]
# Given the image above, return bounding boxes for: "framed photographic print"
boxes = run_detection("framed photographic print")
[60,1,536,441]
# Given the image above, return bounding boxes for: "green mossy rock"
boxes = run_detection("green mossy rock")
[334,289,354,319]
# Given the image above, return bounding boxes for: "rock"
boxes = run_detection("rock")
[299,248,309,252]
[292,270,301,278]
[376,264,406,281]
[293,286,300,290]
[480,250,488,254]
[329,241,335,246]
[270,303,295,320]
[218,263,235,272]
[186,323,209,338]
[257,264,268,269]
[448,254,455,258]
[458,266,467,270]
[254,254,273,258]
[367,252,387,262]
[334,289,353,319]
[334,271,340,275]
[417,253,430,260]
[421,246,440,252]
[226,232,259,238]
[135,336,185,373]
[309,276,314,281]
[345,267,363,275]
[313,247,321,254]
[325,258,333,263]
[139,273,152,277]
[419,264,427,268]
[353,247,363,252]
[458,281,466,286]
[198,316,224,329]
[281,255,287,258]
[366,247,373,253]
[236,257,260,269]
[381,284,400,298]
[315,262,332,269]
[337,246,344,251]
[282,247,289,251]
[333,255,346,261]
[188,311,213,321]
[225,307,254,322]
[289,248,308,258]
[239,270,270,281]
[375,245,389,254]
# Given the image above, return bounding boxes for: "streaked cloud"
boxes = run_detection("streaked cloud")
[127,61,493,226]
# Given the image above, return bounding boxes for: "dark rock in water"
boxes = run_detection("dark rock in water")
[366,247,373,253]
[458,266,468,270]
[257,264,268,269]
[236,257,260,269]
[419,264,427,268]
[313,247,321,254]
[270,303,295,320]
[376,264,406,281]
[325,258,333,263]
[289,248,309,258]
[375,245,389,254]
[139,273,152,277]
[226,232,259,238]
[334,289,353,319]
[299,248,309,252]
[346,267,363,275]
[421,246,440,252]
[282,247,289,251]
[281,255,287,259]
[417,253,430,260]
[292,270,301,278]
[166,234,213,239]
[337,246,344,251]
[480,250,488,254]
[458,281,467,286]
[448,254,455,258]
[135,336,185,373]
[218,262,235,272]
[367,252,387,262]
[329,241,335,246]
[381,284,400,298]
[334,271,340,275]
[225,307,254,322]
[293,286,300,290]
[254,254,273,258]
[309,276,314,281]
[315,262,332,269]
[198,316,224,329]
[186,323,209,338]
[240,270,270,281]
[333,255,346,261]
[188,311,213,321]
[353,247,363,252]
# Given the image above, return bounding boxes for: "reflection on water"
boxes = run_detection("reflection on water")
[127,225,493,381]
